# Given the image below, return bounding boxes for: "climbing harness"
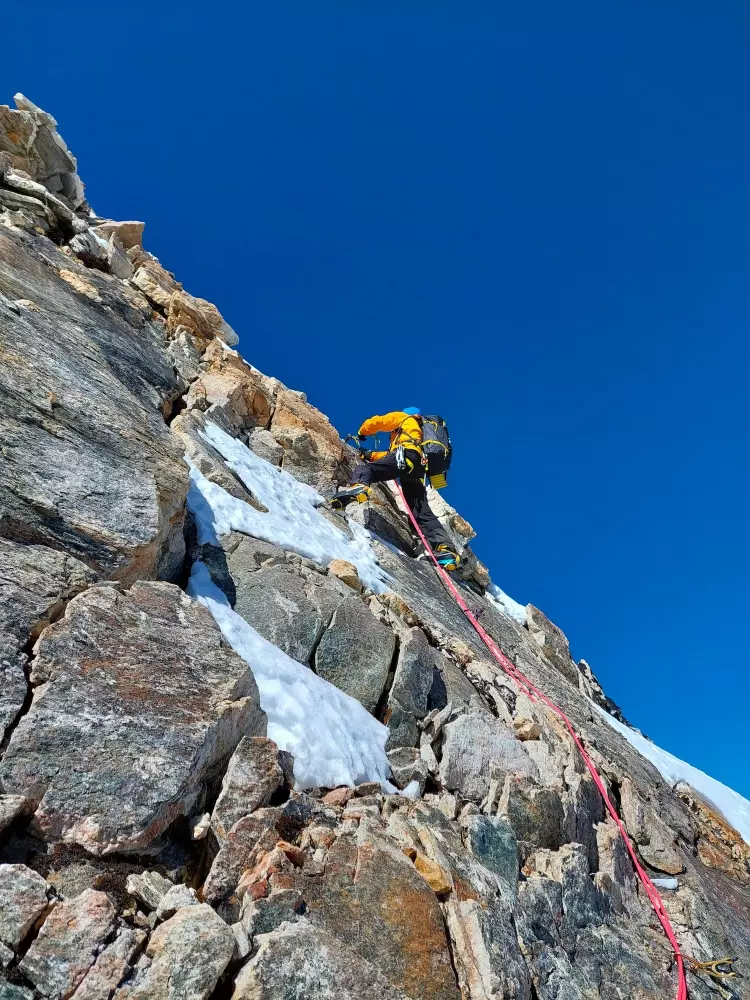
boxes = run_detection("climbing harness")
[392,481,690,1000]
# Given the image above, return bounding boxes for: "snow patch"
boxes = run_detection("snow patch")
[651,877,679,890]
[486,583,527,624]
[187,421,390,593]
[594,704,750,846]
[187,561,390,789]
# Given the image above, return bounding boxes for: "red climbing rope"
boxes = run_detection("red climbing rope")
[393,483,688,1000]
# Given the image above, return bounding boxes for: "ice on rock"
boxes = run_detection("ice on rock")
[187,561,390,789]
[187,421,389,593]
[651,877,679,890]
[595,704,750,846]
[486,582,527,624]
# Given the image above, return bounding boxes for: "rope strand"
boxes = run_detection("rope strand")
[392,482,688,1000]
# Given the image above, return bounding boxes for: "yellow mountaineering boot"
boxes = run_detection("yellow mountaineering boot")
[330,484,371,510]
[436,545,460,571]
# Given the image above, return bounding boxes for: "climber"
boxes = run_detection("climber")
[331,407,460,571]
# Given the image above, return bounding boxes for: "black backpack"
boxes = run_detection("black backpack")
[420,415,452,488]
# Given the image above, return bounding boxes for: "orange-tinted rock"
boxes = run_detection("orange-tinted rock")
[186,341,273,433]
[413,853,452,895]
[166,289,238,346]
[289,831,459,1000]
[268,388,350,495]
[677,782,750,884]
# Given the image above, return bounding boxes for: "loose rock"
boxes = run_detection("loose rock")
[19,889,116,999]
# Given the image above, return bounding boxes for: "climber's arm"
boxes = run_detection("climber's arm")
[358,411,406,437]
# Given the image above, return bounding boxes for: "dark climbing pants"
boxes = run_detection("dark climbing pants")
[351,450,452,552]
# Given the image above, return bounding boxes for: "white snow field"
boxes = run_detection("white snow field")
[188,421,389,593]
[188,561,390,789]
[486,582,527,624]
[595,704,750,846]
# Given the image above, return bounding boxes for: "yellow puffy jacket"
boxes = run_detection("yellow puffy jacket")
[358,411,423,461]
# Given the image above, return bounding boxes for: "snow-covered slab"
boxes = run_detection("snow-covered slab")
[594,704,750,845]
[187,421,389,593]
[486,582,527,624]
[187,561,390,790]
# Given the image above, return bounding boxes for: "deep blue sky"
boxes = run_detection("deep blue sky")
[3,2,748,796]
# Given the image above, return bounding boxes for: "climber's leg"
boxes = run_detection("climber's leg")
[400,477,459,569]
[332,453,401,508]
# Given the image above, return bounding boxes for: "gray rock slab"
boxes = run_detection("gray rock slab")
[154,884,198,922]
[70,928,145,1000]
[290,830,459,1000]
[388,627,434,718]
[240,888,302,938]
[0,982,34,1000]
[113,904,235,1000]
[0,583,266,854]
[463,814,519,895]
[203,808,283,913]
[0,229,187,583]
[19,889,116,999]
[0,797,25,836]
[498,776,566,852]
[230,564,339,664]
[0,539,97,741]
[387,747,429,793]
[126,872,174,911]
[409,804,530,999]
[314,597,396,714]
[232,920,411,1000]
[211,737,285,840]
[439,711,538,802]
[0,864,50,952]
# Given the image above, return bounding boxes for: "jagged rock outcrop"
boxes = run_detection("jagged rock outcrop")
[1,96,748,1000]
[0,583,265,855]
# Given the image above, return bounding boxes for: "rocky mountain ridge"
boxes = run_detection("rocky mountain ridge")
[0,94,747,1000]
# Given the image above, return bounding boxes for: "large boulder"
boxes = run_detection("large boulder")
[0,583,265,854]
[184,340,271,432]
[0,864,50,954]
[289,830,459,1000]
[113,904,235,1000]
[439,711,538,803]
[70,928,145,1000]
[229,560,346,665]
[268,388,351,496]
[232,920,411,1000]
[211,737,289,841]
[0,229,188,583]
[0,95,85,210]
[408,804,530,1000]
[385,627,435,749]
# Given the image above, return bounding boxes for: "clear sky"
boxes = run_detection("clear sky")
[3,2,748,796]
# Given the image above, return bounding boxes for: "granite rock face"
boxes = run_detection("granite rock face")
[19,889,116,999]
[0,540,97,743]
[211,737,287,841]
[0,583,265,854]
[113,904,235,1000]
[0,230,188,584]
[0,95,748,1000]
[232,920,412,1000]
[314,597,396,713]
[0,865,50,954]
